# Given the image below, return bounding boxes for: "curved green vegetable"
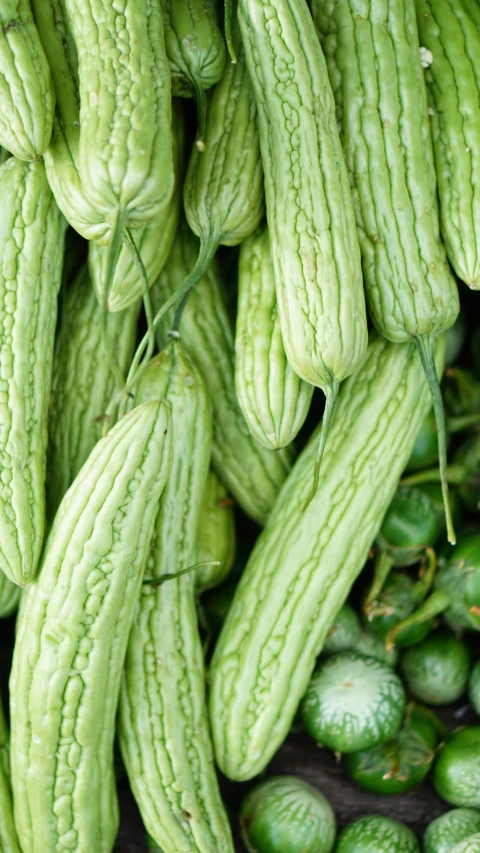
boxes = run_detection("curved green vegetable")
[352,628,399,668]
[424,809,480,853]
[0,0,54,160]
[238,0,368,493]
[336,815,420,853]
[195,469,236,595]
[470,661,480,716]
[364,572,434,648]
[209,333,444,781]
[434,535,480,631]
[415,0,480,289]
[0,689,21,853]
[450,834,480,853]
[10,401,172,853]
[46,265,140,519]
[323,605,361,655]
[401,630,471,705]
[313,0,459,542]
[0,157,66,585]
[240,776,336,853]
[0,571,21,619]
[301,652,405,753]
[119,342,233,853]
[406,411,439,472]
[151,223,292,526]
[235,225,314,449]
[433,727,480,808]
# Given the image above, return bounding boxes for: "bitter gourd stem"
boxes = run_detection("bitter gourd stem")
[363,551,395,617]
[303,381,339,511]
[123,227,155,365]
[415,334,456,545]
[385,588,451,651]
[224,0,238,64]
[101,209,127,390]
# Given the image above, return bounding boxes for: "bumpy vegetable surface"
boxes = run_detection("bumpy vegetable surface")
[0,0,54,160]
[238,0,367,488]
[10,401,172,853]
[196,469,236,595]
[46,265,140,519]
[209,333,444,781]
[151,224,292,526]
[235,226,314,449]
[415,0,480,289]
[0,157,66,586]
[336,815,420,853]
[119,343,233,853]
[0,691,21,853]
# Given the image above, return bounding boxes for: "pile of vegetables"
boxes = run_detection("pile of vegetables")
[0,0,479,851]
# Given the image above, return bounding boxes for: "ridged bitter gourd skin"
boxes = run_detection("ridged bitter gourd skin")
[88,100,185,313]
[46,265,140,520]
[10,401,172,853]
[0,570,21,619]
[235,225,314,450]
[0,689,21,853]
[0,157,66,586]
[313,0,459,343]
[415,0,480,290]
[195,469,236,595]
[238,0,367,391]
[0,0,54,161]
[162,0,226,99]
[119,343,234,853]
[151,224,292,526]
[209,332,445,781]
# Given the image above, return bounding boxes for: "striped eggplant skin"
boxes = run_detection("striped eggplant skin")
[0,0,54,161]
[46,265,141,521]
[162,0,226,98]
[209,332,445,782]
[237,0,367,392]
[415,0,480,290]
[119,343,234,853]
[151,223,293,527]
[0,691,21,853]
[0,571,21,620]
[313,0,459,344]
[195,469,236,595]
[88,100,185,313]
[235,225,314,450]
[10,401,172,853]
[0,157,66,586]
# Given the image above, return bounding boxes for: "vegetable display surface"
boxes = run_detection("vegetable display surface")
[209,332,444,781]
[10,402,172,853]
[0,156,66,586]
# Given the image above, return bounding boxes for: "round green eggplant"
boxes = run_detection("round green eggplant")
[434,728,480,808]
[406,411,439,472]
[449,833,480,853]
[365,573,433,647]
[401,631,470,705]
[424,809,480,853]
[335,815,419,853]
[376,487,440,566]
[435,536,480,631]
[353,629,399,668]
[323,606,361,655]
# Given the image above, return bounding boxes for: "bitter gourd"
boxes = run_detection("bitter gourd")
[151,223,292,526]
[0,571,21,619]
[10,400,172,853]
[46,265,140,519]
[0,691,21,853]
[0,0,54,161]
[235,225,314,450]
[313,0,460,541]
[162,0,226,144]
[209,332,445,781]
[119,342,233,853]
[238,0,368,494]
[0,156,66,586]
[415,0,480,290]
[196,469,236,595]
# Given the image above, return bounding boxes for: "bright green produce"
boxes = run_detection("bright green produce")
[323,605,361,655]
[415,482,463,536]
[470,661,480,715]
[434,728,480,808]
[401,630,471,705]
[352,629,399,668]
[0,570,21,619]
[238,0,368,494]
[151,224,292,526]
[314,0,459,542]
[0,689,21,853]
[195,470,236,595]
[344,703,438,795]
[335,815,420,853]
[424,809,480,853]
[301,653,405,753]
[10,401,172,853]
[201,579,237,639]
[406,411,439,472]
[365,572,435,648]
[119,343,233,853]
[235,226,314,449]
[434,535,480,631]
[240,776,336,853]
[0,157,66,586]
[415,0,480,289]
[0,0,54,160]
[46,265,140,520]
[88,101,185,312]
[450,834,480,853]
[161,0,226,144]
[376,486,440,566]
[182,19,264,313]
[209,333,444,781]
